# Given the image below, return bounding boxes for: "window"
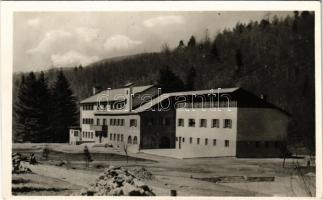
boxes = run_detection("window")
[130,119,137,127]
[128,136,132,144]
[148,118,154,126]
[133,136,138,144]
[121,119,124,126]
[213,139,217,146]
[82,132,85,137]
[113,134,116,141]
[189,137,193,144]
[121,134,124,142]
[200,119,207,128]
[275,141,279,148]
[165,118,170,126]
[91,132,93,139]
[74,131,78,137]
[97,119,100,125]
[110,134,113,140]
[197,138,200,144]
[178,118,184,127]
[224,119,232,128]
[102,132,107,137]
[161,118,166,126]
[225,140,230,147]
[83,104,93,110]
[188,119,196,127]
[117,134,120,141]
[182,137,185,142]
[205,138,208,145]
[117,119,120,126]
[212,119,220,128]
[103,119,107,125]
[82,118,94,124]
[110,119,113,125]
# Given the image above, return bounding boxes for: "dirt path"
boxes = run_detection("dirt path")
[28,164,98,188]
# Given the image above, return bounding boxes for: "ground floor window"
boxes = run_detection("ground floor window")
[213,139,217,146]
[128,136,132,144]
[205,138,208,145]
[133,136,138,144]
[189,137,192,144]
[121,134,124,142]
[197,138,200,144]
[225,140,230,147]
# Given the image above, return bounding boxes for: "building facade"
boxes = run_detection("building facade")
[69,84,289,158]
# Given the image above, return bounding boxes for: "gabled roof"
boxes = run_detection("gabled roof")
[80,85,154,104]
[133,87,240,112]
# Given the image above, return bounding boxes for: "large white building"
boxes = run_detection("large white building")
[70,84,289,158]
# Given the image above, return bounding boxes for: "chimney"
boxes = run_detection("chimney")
[260,94,267,101]
[123,82,134,112]
[92,85,102,95]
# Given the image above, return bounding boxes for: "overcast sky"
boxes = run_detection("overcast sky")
[14,11,291,72]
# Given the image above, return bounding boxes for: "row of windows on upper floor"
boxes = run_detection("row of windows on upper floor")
[177,118,232,128]
[82,103,126,111]
[82,118,137,127]
[83,117,171,127]
[176,137,281,149]
[176,137,230,147]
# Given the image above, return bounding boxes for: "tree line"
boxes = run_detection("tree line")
[13,11,315,152]
[14,71,78,143]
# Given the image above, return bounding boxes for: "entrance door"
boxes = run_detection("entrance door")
[178,136,182,149]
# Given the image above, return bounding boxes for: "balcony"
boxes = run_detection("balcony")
[90,125,108,131]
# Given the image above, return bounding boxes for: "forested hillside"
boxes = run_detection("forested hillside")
[13,11,315,151]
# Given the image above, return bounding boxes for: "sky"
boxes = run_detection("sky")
[14,11,291,72]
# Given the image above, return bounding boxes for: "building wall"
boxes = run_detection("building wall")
[80,104,96,142]
[236,108,289,157]
[175,107,238,158]
[95,114,141,152]
[69,129,81,145]
[140,110,176,149]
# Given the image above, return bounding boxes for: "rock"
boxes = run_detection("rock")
[133,179,149,191]
[130,167,153,180]
[81,166,155,196]
[12,153,32,174]
[122,182,138,195]
[110,188,124,196]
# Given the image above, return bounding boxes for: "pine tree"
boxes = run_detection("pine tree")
[50,71,78,143]
[14,72,40,142]
[185,66,196,91]
[157,67,185,93]
[211,41,219,61]
[177,40,185,49]
[35,72,51,142]
[187,36,196,47]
